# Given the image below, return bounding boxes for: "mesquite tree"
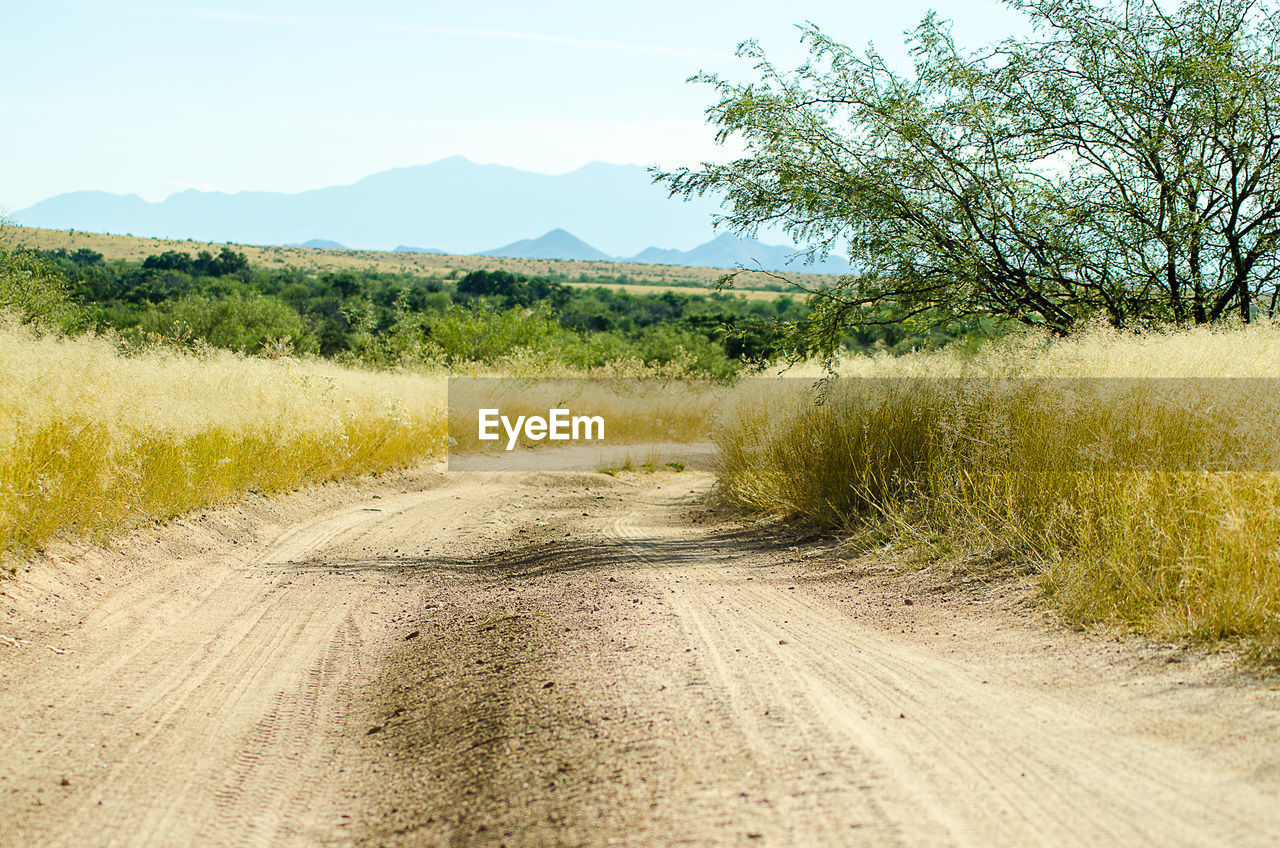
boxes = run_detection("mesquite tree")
[658,0,1280,353]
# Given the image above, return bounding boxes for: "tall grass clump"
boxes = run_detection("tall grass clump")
[0,321,446,570]
[719,323,1280,656]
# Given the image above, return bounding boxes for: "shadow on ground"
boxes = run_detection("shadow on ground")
[273,525,837,580]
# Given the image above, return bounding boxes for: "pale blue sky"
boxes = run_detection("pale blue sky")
[2,0,1027,211]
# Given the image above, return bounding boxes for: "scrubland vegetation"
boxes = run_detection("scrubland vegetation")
[9,224,1280,662]
[26,245,815,377]
[0,232,819,567]
[720,325,1280,658]
[0,238,450,569]
[8,225,820,292]
[24,241,971,375]
[0,321,445,569]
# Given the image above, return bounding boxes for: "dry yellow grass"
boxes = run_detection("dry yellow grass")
[0,321,447,569]
[3,226,828,295]
[719,322,1280,658]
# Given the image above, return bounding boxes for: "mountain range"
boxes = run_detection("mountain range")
[14,157,849,273]
[474,228,844,272]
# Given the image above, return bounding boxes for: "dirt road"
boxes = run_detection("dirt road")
[1,467,1278,847]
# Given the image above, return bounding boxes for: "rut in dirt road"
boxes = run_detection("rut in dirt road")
[2,468,1279,848]
[353,474,1280,848]
[0,471,574,848]
[608,493,1280,847]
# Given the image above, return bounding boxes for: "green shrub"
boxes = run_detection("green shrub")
[0,247,85,332]
[137,292,317,353]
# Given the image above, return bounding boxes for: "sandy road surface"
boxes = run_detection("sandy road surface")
[1,467,1278,847]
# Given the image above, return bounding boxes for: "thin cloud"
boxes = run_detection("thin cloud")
[113,4,716,57]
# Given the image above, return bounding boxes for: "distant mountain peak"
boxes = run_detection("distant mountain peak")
[288,238,349,250]
[394,245,445,254]
[625,234,848,273]
[474,228,849,273]
[476,229,612,262]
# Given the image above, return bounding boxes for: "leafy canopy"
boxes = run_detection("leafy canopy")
[658,0,1280,355]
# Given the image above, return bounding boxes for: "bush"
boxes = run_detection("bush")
[137,292,317,354]
[424,303,570,365]
[0,247,85,333]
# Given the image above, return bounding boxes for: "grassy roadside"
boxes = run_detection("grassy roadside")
[718,324,1280,661]
[0,321,446,570]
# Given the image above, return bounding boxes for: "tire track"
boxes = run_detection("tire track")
[0,475,511,848]
[609,487,1280,847]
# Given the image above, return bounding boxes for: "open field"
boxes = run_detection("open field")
[563,280,788,301]
[2,226,823,297]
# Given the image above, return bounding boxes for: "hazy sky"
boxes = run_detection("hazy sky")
[2,1,1028,212]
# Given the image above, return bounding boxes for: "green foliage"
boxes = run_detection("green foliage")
[40,247,104,267]
[659,0,1280,356]
[0,246,85,332]
[136,292,316,353]
[142,247,248,277]
[423,303,569,364]
[23,241,974,374]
